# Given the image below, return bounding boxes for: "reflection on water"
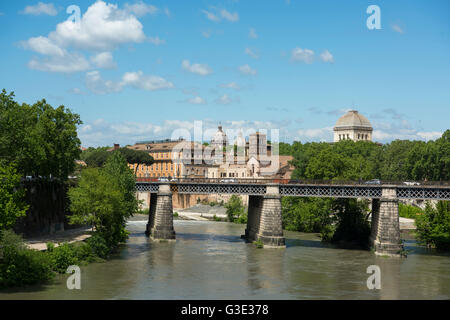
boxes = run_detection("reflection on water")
[0,220,449,300]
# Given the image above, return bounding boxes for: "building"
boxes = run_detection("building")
[211,124,228,151]
[127,139,196,178]
[333,110,373,142]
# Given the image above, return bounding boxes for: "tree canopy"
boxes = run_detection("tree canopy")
[286,131,449,182]
[0,89,82,180]
[81,146,153,172]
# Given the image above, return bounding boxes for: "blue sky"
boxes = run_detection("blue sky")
[0,0,449,147]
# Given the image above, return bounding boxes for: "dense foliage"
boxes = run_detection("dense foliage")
[282,197,333,233]
[68,151,138,248]
[0,89,82,180]
[279,133,449,248]
[415,201,450,251]
[225,195,247,224]
[0,230,53,287]
[0,230,107,288]
[399,203,424,219]
[284,131,449,182]
[0,162,29,229]
[81,146,153,174]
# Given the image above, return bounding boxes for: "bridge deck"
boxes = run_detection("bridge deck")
[135,179,450,200]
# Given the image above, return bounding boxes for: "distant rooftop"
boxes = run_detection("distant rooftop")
[135,138,185,145]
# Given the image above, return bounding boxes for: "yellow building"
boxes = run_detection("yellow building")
[126,139,202,178]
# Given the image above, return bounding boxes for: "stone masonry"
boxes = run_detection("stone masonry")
[145,184,176,240]
[254,185,285,248]
[370,187,403,256]
[243,195,262,242]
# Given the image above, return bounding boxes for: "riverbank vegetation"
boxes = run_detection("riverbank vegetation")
[399,203,424,219]
[0,90,140,288]
[278,132,449,249]
[415,201,450,251]
[225,195,247,224]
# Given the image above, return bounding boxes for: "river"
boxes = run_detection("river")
[0,219,449,299]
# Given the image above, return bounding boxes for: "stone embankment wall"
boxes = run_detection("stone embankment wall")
[137,191,249,210]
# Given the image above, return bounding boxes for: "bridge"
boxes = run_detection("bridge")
[135,178,450,257]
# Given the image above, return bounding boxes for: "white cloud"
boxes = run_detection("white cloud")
[220,9,239,22]
[47,1,146,51]
[91,52,116,69]
[21,36,65,56]
[28,52,90,73]
[239,64,257,75]
[20,1,151,73]
[21,2,58,16]
[291,47,314,64]
[69,88,83,95]
[202,30,212,38]
[296,127,333,142]
[249,28,257,39]
[85,71,123,94]
[78,118,290,148]
[182,60,213,76]
[215,94,239,105]
[164,7,171,18]
[320,50,334,63]
[85,70,173,94]
[220,82,241,90]
[202,9,220,22]
[148,36,165,45]
[245,47,259,59]
[202,8,238,22]
[185,96,207,105]
[392,24,404,34]
[416,131,443,141]
[121,71,174,91]
[124,1,158,17]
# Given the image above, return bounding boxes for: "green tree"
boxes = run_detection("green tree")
[0,89,82,180]
[82,146,153,174]
[0,162,29,230]
[331,198,371,248]
[282,197,333,233]
[415,201,450,251]
[68,151,138,247]
[224,195,246,223]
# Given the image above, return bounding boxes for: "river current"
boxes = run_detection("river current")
[1,219,449,299]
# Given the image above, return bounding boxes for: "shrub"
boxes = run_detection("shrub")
[0,248,54,287]
[49,243,79,273]
[253,240,264,249]
[399,203,424,219]
[46,242,55,252]
[173,212,179,217]
[331,199,371,248]
[415,201,450,251]
[72,242,95,263]
[225,195,246,223]
[0,230,53,287]
[87,234,110,259]
[282,197,333,233]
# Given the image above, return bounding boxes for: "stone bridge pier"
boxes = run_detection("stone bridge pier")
[145,184,176,241]
[370,187,403,256]
[243,184,285,248]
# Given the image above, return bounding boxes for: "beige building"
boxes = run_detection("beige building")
[333,110,373,142]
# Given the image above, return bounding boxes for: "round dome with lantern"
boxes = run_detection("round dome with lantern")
[333,110,373,142]
[211,123,228,149]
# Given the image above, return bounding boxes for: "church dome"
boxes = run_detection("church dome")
[211,124,228,145]
[334,110,372,128]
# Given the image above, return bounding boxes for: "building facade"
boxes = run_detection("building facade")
[333,110,373,142]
